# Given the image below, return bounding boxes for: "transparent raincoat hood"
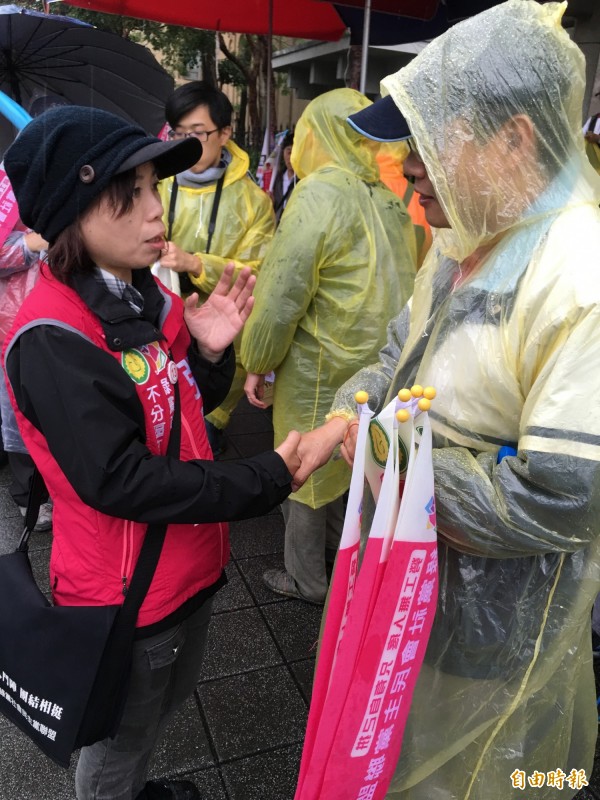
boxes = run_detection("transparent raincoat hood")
[327,2,600,797]
[382,0,600,261]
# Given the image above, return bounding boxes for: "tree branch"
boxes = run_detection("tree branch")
[218,33,251,82]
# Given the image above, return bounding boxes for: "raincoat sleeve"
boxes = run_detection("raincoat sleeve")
[328,301,412,419]
[190,189,275,294]
[0,224,42,348]
[433,303,600,559]
[0,225,38,277]
[239,179,327,375]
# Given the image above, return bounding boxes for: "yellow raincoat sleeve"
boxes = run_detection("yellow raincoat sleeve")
[328,302,411,419]
[434,319,600,558]
[240,178,331,376]
[190,186,275,294]
[432,252,600,559]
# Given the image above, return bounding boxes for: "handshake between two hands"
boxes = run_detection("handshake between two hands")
[273,417,359,493]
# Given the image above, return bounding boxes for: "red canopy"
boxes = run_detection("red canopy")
[66,0,347,40]
[331,0,439,19]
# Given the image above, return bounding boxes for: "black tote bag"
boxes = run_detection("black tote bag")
[0,548,120,767]
[0,384,181,767]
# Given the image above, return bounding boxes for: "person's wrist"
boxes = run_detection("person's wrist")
[196,342,224,364]
[323,416,351,448]
[187,253,202,276]
[342,419,359,446]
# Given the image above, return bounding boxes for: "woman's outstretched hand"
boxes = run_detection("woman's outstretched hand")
[291,417,350,491]
[275,430,302,483]
[184,263,256,362]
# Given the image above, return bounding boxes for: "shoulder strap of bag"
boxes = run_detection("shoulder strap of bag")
[165,177,194,295]
[19,467,46,550]
[206,173,225,255]
[167,172,224,289]
[275,177,294,214]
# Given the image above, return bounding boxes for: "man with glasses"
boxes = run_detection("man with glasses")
[159,81,275,454]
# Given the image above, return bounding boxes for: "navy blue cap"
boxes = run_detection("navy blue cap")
[347,95,411,142]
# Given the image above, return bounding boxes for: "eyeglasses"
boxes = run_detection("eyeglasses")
[167,128,221,142]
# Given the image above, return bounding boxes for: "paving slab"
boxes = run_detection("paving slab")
[198,665,307,763]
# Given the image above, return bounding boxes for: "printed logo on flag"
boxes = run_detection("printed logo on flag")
[369,420,390,468]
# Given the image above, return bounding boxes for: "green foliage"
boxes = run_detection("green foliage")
[143,25,217,77]
[218,58,245,89]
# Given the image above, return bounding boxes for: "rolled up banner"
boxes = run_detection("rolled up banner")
[296,395,438,800]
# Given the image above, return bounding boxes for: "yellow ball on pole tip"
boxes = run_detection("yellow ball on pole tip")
[355,391,369,405]
[397,388,412,402]
[411,384,424,397]
[396,409,410,423]
[423,386,436,400]
[418,398,431,412]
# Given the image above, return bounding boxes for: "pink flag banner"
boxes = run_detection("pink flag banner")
[0,166,20,250]
[296,395,373,796]
[295,388,438,800]
[157,122,170,141]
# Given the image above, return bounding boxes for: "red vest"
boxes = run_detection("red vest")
[3,271,229,626]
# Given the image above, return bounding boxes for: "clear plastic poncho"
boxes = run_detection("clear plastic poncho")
[241,88,417,509]
[330,2,600,797]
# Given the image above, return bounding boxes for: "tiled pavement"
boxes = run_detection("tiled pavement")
[1,399,600,800]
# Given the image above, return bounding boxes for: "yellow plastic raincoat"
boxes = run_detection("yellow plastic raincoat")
[158,139,274,298]
[241,88,416,509]
[330,2,600,797]
[159,139,275,429]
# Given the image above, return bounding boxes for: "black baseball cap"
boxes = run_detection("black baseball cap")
[346,95,411,142]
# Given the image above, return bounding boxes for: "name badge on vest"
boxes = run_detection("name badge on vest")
[168,361,179,384]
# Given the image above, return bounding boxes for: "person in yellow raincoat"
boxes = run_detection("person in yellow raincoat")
[241,88,417,604]
[159,82,275,452]
[293,1,600,796]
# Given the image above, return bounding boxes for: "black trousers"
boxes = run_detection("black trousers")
[8,452,48,508]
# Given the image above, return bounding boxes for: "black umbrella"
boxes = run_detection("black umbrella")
[0,4,173,141]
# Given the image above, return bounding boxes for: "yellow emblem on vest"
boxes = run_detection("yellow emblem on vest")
[121,349,150,385]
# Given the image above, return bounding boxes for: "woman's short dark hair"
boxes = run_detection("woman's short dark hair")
[165,81,233,130]
[47,168,137,283]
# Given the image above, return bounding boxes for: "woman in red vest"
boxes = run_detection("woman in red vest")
[1,106,300,800]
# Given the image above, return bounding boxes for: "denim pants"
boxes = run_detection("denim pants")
[75,597,214,800]
[283,495,345,602]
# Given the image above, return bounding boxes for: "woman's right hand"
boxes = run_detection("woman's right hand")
[292,417,351,490]
[275,430,302,483]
